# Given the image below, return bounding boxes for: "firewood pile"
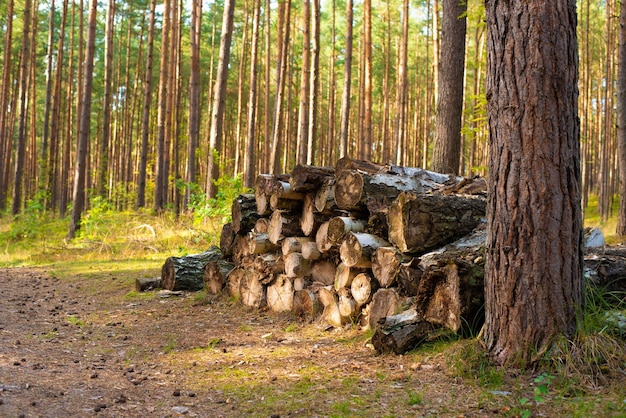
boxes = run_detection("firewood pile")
[203,157,489,353]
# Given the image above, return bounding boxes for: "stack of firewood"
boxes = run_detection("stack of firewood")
[203,157,488,352]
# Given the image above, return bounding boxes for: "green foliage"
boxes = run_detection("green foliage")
[188,174,250,227]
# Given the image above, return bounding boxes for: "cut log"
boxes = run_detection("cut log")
[266,274,294,312]
[340,232,390,268]
[350,272,379,306]
[254,218,270,234]
[254,174,275,215]
[314,177,337,213]
[135,277,162,292]
[371,246,406,288]
[317,286,337,307]
[289,164,335,192]
[337,287,358,319]
[437,175,487,196]
[414,238,486,333]
[232,234,252,264]
[269,195,304,212]
[282,237,314,256]
[371,308,440,354]
[386,164,458,185]
[293,289,322,318]
[203,260,236,294]
[397,257,423,297]
[334,169,432,211]
[268,210,303,244]
[322,302,345,328]
[301,193,325,236]
[232,194,260,234]
[248,232,280,255]
[315,221,333,253]
[251,252,285,279]
[239,271,266,309]
[334,262,366,290]
[584,246,626,297]
[284,252,313,278]
[387,192,486,254]
[227,267,248,301]
[161,246,222,291]
[271,180,305,200]
[335,156,386,176]
[367,288,400,331]
[293,276,308,291]
[220,223,236,258]
[301,241,322,260]
[327,216,367,245]
[310,260,337,286]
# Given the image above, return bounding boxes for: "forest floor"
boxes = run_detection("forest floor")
[0,266,625,418]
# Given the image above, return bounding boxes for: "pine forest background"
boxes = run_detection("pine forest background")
[0,0,619,225]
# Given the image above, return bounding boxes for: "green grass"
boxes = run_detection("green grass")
[584,194,623,244]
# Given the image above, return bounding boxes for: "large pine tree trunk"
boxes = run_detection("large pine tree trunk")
[485,0,583,365]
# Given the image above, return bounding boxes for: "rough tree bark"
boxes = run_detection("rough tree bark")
[484,0,583,365]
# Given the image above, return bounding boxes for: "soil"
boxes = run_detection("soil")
[0,267,622,417]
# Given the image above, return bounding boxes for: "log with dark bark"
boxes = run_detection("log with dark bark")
[135,277,162,292]
[232,194,260,234]
[335,156,386,176]
[339,232,390,268]
[267,274,294,312]
[289,164,335,192]
[387,192,486,253]
[334,169,443,212]
[413,230,486,333]
[397,257,423,297]
[371,308,441,354]
[204,260,236,294]
[161,246,223,291]
[268,210,303,244]
[584,245,626,298]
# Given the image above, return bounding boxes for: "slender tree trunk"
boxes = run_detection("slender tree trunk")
[68,0,97,238]
[394,0,409,165]
[269,0,292,174]
[207,0,236,197]
[137,0,156,209]
[47,0,69,212]
[185,0,201,209]
[617,0,626,235]
[11,0,33,215]
[98,0,115,197]
[484,0,583,365]
[234,3,250,177]
[244,0,261,188]
[307,0,320,165]
[432,0,467,175]
[263,0,272,174]
[60,0,76,217]
[339,0,353,158]
[362,0,372,161]
[297,0,311,165]
[40,0,55,204]
[0,0,15,211]
[154,0,171,211]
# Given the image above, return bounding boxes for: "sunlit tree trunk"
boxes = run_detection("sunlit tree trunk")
[361,0,372,161]
[12,0,33,215]
[617,0,626,236]
[339,0,353,158]
[98,0,115,198]
[0,0,15,211]
[137,0,156,209]
[207,0,236,196]
[68,0,97,238]
[485,0,583,366]
[297,0,311,165]
[432,0,467,175]
[154,0,171,211]
[244,0,261,188]
[394,0,409,165]
[40,0,55,203]
[186,0,201,209]
[307,0,320,165]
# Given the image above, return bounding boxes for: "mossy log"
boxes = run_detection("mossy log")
[161,246,222,291]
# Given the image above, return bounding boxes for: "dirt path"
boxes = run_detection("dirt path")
[1,267,620,417]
